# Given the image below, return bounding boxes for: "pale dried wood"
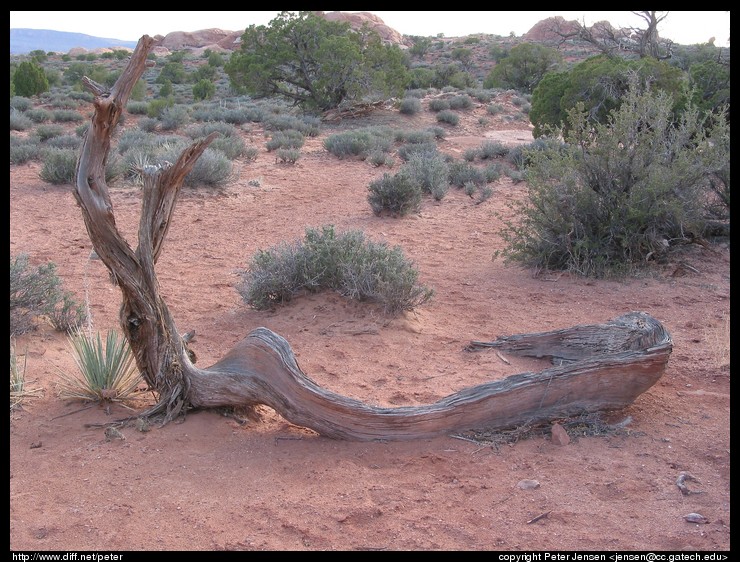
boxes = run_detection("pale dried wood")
[73,35,673,441]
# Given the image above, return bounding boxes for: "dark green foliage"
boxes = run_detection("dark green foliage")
[193,77,216,101]
[368,170,423,217]
[499,82,730,277]
[12,60,49,97]
[483,43,561,94]
[530,55,688,138]
[225,11,409,111]
[236,225,433,314]
[688,60,731,117]
[156,61,188,84]
[10,254,86,336]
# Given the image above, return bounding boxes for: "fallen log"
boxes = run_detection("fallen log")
[74,35,673,441]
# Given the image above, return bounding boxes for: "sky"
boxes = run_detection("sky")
[9,11,730,48]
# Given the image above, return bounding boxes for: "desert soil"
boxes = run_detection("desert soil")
[9,98,730,551]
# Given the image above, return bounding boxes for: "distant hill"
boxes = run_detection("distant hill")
[10,29,138,55]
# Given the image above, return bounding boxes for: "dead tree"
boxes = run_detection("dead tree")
[548,11,674,60]
[73,35,673,441]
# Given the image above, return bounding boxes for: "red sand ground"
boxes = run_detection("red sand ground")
[10,101,730,551]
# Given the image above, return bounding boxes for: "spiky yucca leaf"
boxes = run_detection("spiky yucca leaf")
[57,328,142,403]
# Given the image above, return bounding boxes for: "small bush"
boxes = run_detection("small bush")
[10,254,86,335]
[486,103,505,115]
[399,97,422,115]
[52,110,84,123]
[436,110,460,126]
[9,109,33,131]
[323,128,394,159]
[397,141,438,162]
[127,101,150,115]
[138,117,159,132]
[46,134,81,150]
[275,148,301,164]
[449,94,473,110]
[266,130,305,151]
[35,124,65,142]
[10,135,41,164]
[448,160,486,187]
[25,108,53,123]
[236,225,433,315]
[159,105,190,131]
[10,96,33,112]
[368,170,422,217]
[463,148,479,162]
[39,147,78,184]
[428,98,450,112]
[209,135,247,160]
[479,140,509,160]
[402,151,450,200]
[56,328,142,404]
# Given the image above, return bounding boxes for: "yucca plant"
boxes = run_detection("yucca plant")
[57,328,143,405]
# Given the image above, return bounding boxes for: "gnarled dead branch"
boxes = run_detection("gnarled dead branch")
[73,35,672,441]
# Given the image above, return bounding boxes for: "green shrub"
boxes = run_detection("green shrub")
[323,128,394,159]
[25,108,52,123]
[159,105,190,131]
[126,101,150,115]
[10,96,33,112]
[138,117,159,132]
[266,130,305,151]
[9,109,33,131]
[192,78,216,101]
[402,151,450,200]
[368,170,422,217]
[39,147,77,184]
[209,135,247,160]
[478,140,509,160]
[396,141,438,162]
[52,109,84,123]
[448,160,486,187]
[56,328,142,404]
[499,82,729,277]
[448,94,473,110]
[428,98,450,112]
[275,148,301,164]
[236,225,433,314]
[10,139,41,164]
[46,134,81,150]
[436,110,459,125]
[463,148,479,162]
[35,124,65,141]
[487,103,504,115]
[10,254,86,335]
[12,60,49,97]
[399,97,422,115]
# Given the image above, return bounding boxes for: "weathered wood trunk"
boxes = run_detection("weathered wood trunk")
[73,35,673,441]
